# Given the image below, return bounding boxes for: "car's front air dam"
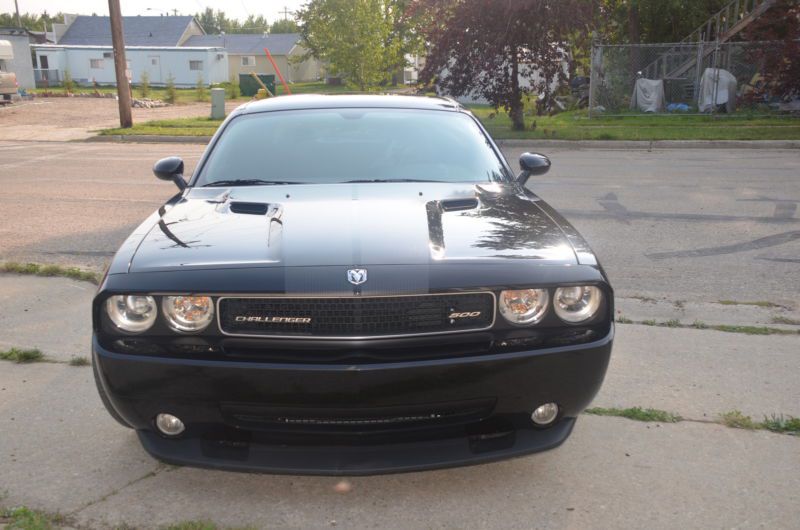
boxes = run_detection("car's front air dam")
[93,328,612,475]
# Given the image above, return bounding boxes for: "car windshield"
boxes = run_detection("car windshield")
[195,108,510,186]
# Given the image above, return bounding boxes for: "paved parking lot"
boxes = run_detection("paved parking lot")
[0,139,798,529]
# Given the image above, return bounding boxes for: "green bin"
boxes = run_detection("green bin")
[238,74,276,97]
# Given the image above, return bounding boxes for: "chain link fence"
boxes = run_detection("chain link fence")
[588,41,782,117]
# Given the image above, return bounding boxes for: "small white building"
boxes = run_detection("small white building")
[0,27,36,89]
[32,44,229,87]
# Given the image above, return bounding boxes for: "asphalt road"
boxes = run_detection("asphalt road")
[1,141,799,307]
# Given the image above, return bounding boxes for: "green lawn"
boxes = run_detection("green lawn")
[470,106,800,141]
[98,88,800,140]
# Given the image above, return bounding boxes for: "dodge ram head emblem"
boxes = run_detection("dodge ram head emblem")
[347,268,368,286]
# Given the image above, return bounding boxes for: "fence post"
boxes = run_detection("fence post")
[694,42,704,107]
[588,39,597,119]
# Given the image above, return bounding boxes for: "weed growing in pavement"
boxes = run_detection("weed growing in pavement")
[711,324,797,336]
[772,316,800,326]
[68,356,90,367]
[692,320,708,329]
[0,347,44,364]
[163,521,257,530]
[0,506,66,530]
[717,300,785,309]
[616,314,633,324]
[642,319,657,326]
[761,414,800,435]
[720,410,758,429]
[631,295,658,303]
[585,407,682,423]
[660,319,682,328]
[0,262,100,284]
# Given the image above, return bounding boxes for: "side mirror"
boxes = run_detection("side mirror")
[153,157,187,191]
[518,152,551,185]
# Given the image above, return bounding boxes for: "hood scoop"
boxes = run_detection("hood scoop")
[440,198,479,212]
[229,202,271,215]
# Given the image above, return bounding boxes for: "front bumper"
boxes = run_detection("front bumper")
[93,327,613,475]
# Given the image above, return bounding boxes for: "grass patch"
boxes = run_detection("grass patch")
[0,262,100,284]
[616,315,633,324]
[710,324,797,336]
[0,347,44,364]
[720,411,800,434]
[660,319,682,328]
[0,506,65,530]
[717,300,784,309]
[68,356,90,367]
[585,406,682,423]
[98,95,800,141]
[162,521,257,530]
[642,319,657,326]
[472,107,800,141]
[772,316,800,326]
[692,320,708,329]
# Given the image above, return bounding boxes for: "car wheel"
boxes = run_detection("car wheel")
[92,357,133,429]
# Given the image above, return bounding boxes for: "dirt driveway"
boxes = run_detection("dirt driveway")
[0,97,239,142]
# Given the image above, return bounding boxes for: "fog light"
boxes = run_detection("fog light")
[531,403,559,426]
[155,413,185,436]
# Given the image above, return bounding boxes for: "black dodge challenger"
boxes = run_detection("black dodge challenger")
[92,95,613,475]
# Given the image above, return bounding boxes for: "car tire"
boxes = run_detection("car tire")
[92,356,133,429]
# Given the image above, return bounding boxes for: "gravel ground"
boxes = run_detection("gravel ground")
[0,97,240,141]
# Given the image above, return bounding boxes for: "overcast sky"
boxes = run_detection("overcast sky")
[1,0,306,25]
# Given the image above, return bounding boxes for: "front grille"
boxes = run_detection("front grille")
[218,293,495,338]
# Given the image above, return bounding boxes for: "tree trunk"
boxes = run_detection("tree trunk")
[509,47,525,131]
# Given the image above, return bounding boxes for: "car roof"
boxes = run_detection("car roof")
[235,94,463,115]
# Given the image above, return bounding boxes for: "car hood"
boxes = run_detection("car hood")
[128,182,578,272]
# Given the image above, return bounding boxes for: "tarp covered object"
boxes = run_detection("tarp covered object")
[699,68,737,113]
[630,78,665,113]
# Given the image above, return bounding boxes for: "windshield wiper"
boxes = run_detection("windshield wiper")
[344,179,445,183]
[202,179,305,187]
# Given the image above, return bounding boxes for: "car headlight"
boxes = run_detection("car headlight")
[498,289,549,325]
[106,295,157,333]
[162,296,215,332]
[554,286,603,323]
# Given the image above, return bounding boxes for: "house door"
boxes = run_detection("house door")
[146,55,162,83]
[40,55,49,69]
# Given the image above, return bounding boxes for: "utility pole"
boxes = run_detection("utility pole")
[108,0,132,128]
[281,6,292,20]
[14,0,21,27]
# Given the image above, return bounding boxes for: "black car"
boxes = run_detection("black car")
[92,95,613,475]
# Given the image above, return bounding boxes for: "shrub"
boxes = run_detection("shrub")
[164,74,177,104]
[63,69,74,94]
[195,74,208,102]
[139,70,150,98]
[228,75,240,99]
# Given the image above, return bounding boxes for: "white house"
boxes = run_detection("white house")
[32,44,228,87]
[31,14,229,87]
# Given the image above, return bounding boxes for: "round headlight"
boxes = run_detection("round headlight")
[106,295,157,333]
[554,286,603,323]
[498,289,549,325]
[162,296,214,332]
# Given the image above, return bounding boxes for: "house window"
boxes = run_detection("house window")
[103,52,113,59]
[189,60,203,71]
[241,56,255,67]
[90,59,103,69]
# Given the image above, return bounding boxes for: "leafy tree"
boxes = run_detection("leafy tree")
[270,19,300,33]
[418,0,593,130]
[598,0,730,44]
[0,11,65,31]
[741,0,800,99]
[298,0,422,89]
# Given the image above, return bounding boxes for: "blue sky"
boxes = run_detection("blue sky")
[1,0,306,25]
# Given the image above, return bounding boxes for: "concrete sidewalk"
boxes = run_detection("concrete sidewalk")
[0,274,798,529]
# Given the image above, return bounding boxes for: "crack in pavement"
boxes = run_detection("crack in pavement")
[646,230,800,259]
[65,463,174,518]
